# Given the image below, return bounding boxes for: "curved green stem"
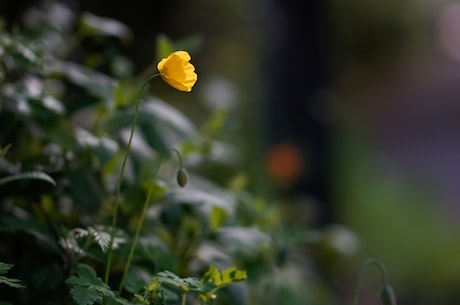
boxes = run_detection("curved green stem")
[117,187,153,293]
[118,155,165,293]
[351,258,390,305]
[117,148,183,292]
[104,73,159,285]
[170,148,183,169]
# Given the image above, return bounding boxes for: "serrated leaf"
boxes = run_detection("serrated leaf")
[220,267,247,284]
[0,171,56,187]
[105,295,133,305]
[66,264,114,305]
[155,271,200,292]
[0,263,25,288]
[87,226,111,253]
[201,264,247,288]
[0,276,25,288]
[0,263,12,276]
[145,277,161,293]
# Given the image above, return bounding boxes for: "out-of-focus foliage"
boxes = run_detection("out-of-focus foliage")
[0,2,346,305]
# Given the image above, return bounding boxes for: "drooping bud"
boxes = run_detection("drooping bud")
[380,284,397,305]
[176,168,188,187]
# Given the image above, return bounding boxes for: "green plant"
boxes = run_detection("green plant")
[351,258,397,305]
[0,262,25,289]
[0,3,400,305]
[0,3,249,305]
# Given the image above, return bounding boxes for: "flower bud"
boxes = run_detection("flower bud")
[157,51,197,92]
[380,284,397,305]
[176,168,188,187]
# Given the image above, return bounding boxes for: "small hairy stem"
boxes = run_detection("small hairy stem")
[181,291,187,305]
[118,155,164,293]
[351,258,390,305]
[104,73,159,285]
[170,148,183,168]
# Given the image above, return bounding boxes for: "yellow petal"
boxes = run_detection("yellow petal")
[160,74,191,92]
[174,51,191,61]
[157,50,197,92]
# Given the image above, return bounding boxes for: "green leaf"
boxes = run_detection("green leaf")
[123,267,151,294]
[80,13,132,44]
[76,127,118,167]
[0,263,25,288]
[143,179,167,201]
[0,276,24,288]
[164,188,235,215]
[156,34,175,61]
[173,35,204,57]
[139,277,168,305]
[155,34,203,61]
[67,169,104,211]
[156,270,201,292]
[66,264,114,305]
[104,99,198,154]
[140,100,197,139]
[87,226,111,253]
[0,171,56,187]
[144,277,161,293]
[209,206,227,232]
[105,295,133,305]
[201,108,228,138]
[136,237,175,271]
[0,144,11,158]
[201,265,247,289]
[0,262,12,276]
[0,215,61,254]
[216,227,272,257]
[46,60,115,103]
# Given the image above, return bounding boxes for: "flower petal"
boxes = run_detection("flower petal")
[157,50,197,92]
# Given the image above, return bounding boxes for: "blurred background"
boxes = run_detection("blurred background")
[3,0,460,304]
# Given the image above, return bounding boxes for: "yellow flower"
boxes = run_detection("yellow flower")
[157,51,197,92]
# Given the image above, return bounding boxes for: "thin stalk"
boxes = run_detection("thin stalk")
[351,258,389,305]
[118,155,164,293]
[181,291,187,305]
[117,148,183,292]
[170,148,183,169]
[104,73,159,285]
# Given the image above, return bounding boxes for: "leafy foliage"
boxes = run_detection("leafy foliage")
[66,264,115,305]
[0,171,56,187]
[201,265,247,289]
[0,1,350,305]
[137,265,246,305]
[0,263,25,289]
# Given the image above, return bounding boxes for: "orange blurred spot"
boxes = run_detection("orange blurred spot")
[266,143,303,184]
